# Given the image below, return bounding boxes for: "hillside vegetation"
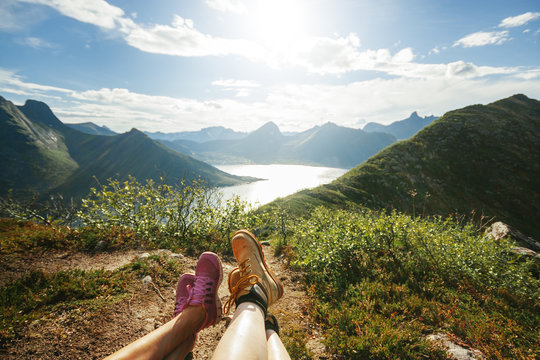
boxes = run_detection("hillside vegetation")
[270,94,540,240]
[1,177,538,358]
[283,206,538,358]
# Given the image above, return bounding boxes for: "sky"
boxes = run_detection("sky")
[0,0,539,133]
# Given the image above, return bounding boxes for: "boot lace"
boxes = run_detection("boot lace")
[223,258,259,314]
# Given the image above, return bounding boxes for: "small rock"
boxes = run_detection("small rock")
[170,253,184,259]
[260,240,271,246]
[142,275,152,285]
[427,333,485,359]
[139,252,150,259]
[95,240,107,250]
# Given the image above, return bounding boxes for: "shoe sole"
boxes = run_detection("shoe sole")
[232,230,284,301]
[200,251,223,324]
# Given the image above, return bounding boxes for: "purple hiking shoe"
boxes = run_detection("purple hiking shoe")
[191,251,223,330]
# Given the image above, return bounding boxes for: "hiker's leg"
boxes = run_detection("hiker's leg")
[266,329,291,360]
[163,334,195,360]
[211,301,267,360]
[104,305,204,360]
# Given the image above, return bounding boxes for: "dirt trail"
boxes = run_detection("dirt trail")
[1,245,328,359]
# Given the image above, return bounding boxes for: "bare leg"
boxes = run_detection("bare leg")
[266,330,291,360]
[163,334,195,360]
[212,302,267,360]
[105,305,205,360]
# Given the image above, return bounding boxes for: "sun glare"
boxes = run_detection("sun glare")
[250,0,311,54]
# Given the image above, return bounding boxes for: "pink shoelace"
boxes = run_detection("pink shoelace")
[190,276,215,306]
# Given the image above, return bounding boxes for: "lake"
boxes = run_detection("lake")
[215,164,349,206]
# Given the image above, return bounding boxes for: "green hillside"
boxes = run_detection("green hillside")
[51,128,253,199]
[269,94,540,239]
[0,96,253,201]
[0,97,78,198]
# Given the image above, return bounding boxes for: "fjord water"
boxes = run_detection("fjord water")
[216,164,348,206]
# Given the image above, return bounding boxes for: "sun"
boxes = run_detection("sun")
[249,0,311,54]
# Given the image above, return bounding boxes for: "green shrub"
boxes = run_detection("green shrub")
[287,207,539,358]
[77,176,257,255]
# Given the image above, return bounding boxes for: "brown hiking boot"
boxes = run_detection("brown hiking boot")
[223,230,283,314]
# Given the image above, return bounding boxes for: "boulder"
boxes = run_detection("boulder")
[488,222,540,252]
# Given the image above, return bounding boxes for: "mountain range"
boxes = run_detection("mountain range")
[363,112,438,139]
[160,121,396,168]
[0,96,253,201]
[65,111,438,169]
[66,122,117,136]
[145,126,246,143]
[267,94,540,240]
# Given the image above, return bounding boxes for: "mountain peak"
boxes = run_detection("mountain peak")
[252,121,282,137]
[125,128,148,138]
[321,121,339,129]
[19,99,65,129]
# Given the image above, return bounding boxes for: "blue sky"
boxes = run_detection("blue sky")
[0,0,539,132]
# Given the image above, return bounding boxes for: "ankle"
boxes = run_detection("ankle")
[183,304,206,326]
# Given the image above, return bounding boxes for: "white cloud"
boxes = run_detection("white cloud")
[0,0,49,31]
[392,47,415,63]
[212,79,259,98]
[453,31,510,47]
[205,0,247,14]
[212,79,260,88]
[0,68,71,95]
[7,0,524,80]
[12,1,265,59]
[3,66,540,133]
[499,12,540,28]
[16,36,54,48]
[18,0,126,29]
[124,15,264,59]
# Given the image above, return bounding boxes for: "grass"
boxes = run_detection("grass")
[0,253,184,345]
[0,218,148,254]
[282,207,539,359]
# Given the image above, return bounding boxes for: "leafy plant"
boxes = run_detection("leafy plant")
[284,207,539,358]
[77,176,256,254]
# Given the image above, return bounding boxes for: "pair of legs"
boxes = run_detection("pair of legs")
[213,302,290,360]
[105,230,290,360]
